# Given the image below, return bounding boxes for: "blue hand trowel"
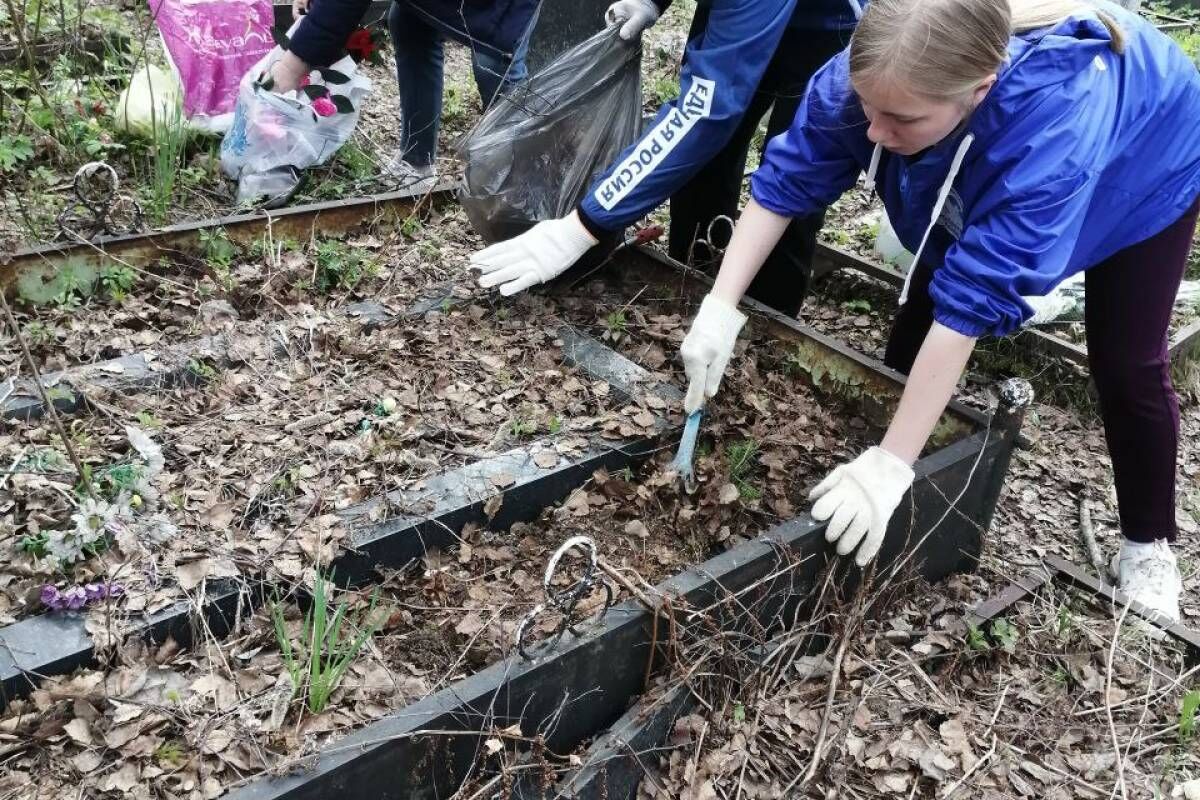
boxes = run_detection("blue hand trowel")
[670,409,702,495]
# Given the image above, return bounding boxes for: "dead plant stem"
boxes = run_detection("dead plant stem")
[0,290,94,497]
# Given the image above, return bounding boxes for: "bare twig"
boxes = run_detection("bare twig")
[1105,601,1133,800]
[1079,495,1107,576]
[0,290,94,497]
[940,734,997,798]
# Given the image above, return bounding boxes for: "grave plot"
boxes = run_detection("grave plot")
[1,187,456,412]
[0,238,1027,800]
[0,205,681,699]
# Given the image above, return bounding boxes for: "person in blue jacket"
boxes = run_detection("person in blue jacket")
[268,0,538,185]
[680,0,1200,621]
[666,0,861,315]
[470,0,864,316]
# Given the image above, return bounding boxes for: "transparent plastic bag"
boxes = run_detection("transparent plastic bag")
[220,26,371,203]
[458,27,642,243]
[235,166,304,208]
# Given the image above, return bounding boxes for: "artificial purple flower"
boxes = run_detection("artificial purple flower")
[40,584,64,610]
[62,586,88,611]
[42,581,126,612]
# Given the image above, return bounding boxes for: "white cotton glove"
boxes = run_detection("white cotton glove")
[680,294,747,413]
[809,446,915,567]
[605,0,661,40]
[470,212,598,296]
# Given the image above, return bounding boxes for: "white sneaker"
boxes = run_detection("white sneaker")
[383,153,437,192]
[1109,540,1182,625]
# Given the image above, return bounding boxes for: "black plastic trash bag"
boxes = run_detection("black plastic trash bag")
[458,27,642,244]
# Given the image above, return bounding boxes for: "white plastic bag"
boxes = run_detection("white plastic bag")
[115,64,184,137]
[872,211,915,272]
[220,30,371,203]
[872,209,1090,327]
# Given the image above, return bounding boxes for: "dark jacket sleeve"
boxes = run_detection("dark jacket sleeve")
[287,0,374,66]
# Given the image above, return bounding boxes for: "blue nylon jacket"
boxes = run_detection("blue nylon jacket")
[751,3,1200,337]
[578,0,865,235]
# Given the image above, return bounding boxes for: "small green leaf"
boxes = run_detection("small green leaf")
[1181,689,1200,741]
[331,95,354,114]
[732,702,746,724]
[302,84,329,100]
[990,618,1019,654]
[320,68,350,84]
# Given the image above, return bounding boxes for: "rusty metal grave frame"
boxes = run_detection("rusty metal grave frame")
[811,242,1200,370]
[2,200,1039,800]
[2,184,454,302]
[967,553,1200,666]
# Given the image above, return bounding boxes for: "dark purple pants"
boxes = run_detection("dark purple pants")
[884,196,1200,543]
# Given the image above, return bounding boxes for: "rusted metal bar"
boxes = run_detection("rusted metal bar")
[811,242,1096,367]
[1169,318,1200,363]
[814,241,1200,369]
[1044,554,1200,665]
[966,554,1200,665]
[2,185,453,301]
[964,568,1055,631]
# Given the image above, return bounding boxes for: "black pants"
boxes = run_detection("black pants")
[667,15,852,317]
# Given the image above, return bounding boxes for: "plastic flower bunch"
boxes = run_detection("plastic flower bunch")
[344,26,386,66]
[41,581,125,611]
[42,496,126,565]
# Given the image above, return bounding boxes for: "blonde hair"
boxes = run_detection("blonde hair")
[848,0,1125,102]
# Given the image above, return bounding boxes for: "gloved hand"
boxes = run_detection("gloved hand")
[680,294,747,413]
[605,0,661,40]
[809,446,915,567]
[470,212,598,296]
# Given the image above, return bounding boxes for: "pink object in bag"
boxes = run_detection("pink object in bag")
[151,0,274,129]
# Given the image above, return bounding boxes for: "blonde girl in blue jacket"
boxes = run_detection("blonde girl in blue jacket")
[680,0,1200,621]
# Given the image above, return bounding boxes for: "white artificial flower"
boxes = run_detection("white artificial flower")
[44,530,84,564]
[130,474,161,508]
[141,513,178,545]
[125,425,165,475]
[72,497,120,543]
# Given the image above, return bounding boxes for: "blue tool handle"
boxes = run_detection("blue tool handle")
[671,410,702,473]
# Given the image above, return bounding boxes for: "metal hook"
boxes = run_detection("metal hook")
[56,161,143,241]
[514,535,614,660]
[684,214,736,268]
